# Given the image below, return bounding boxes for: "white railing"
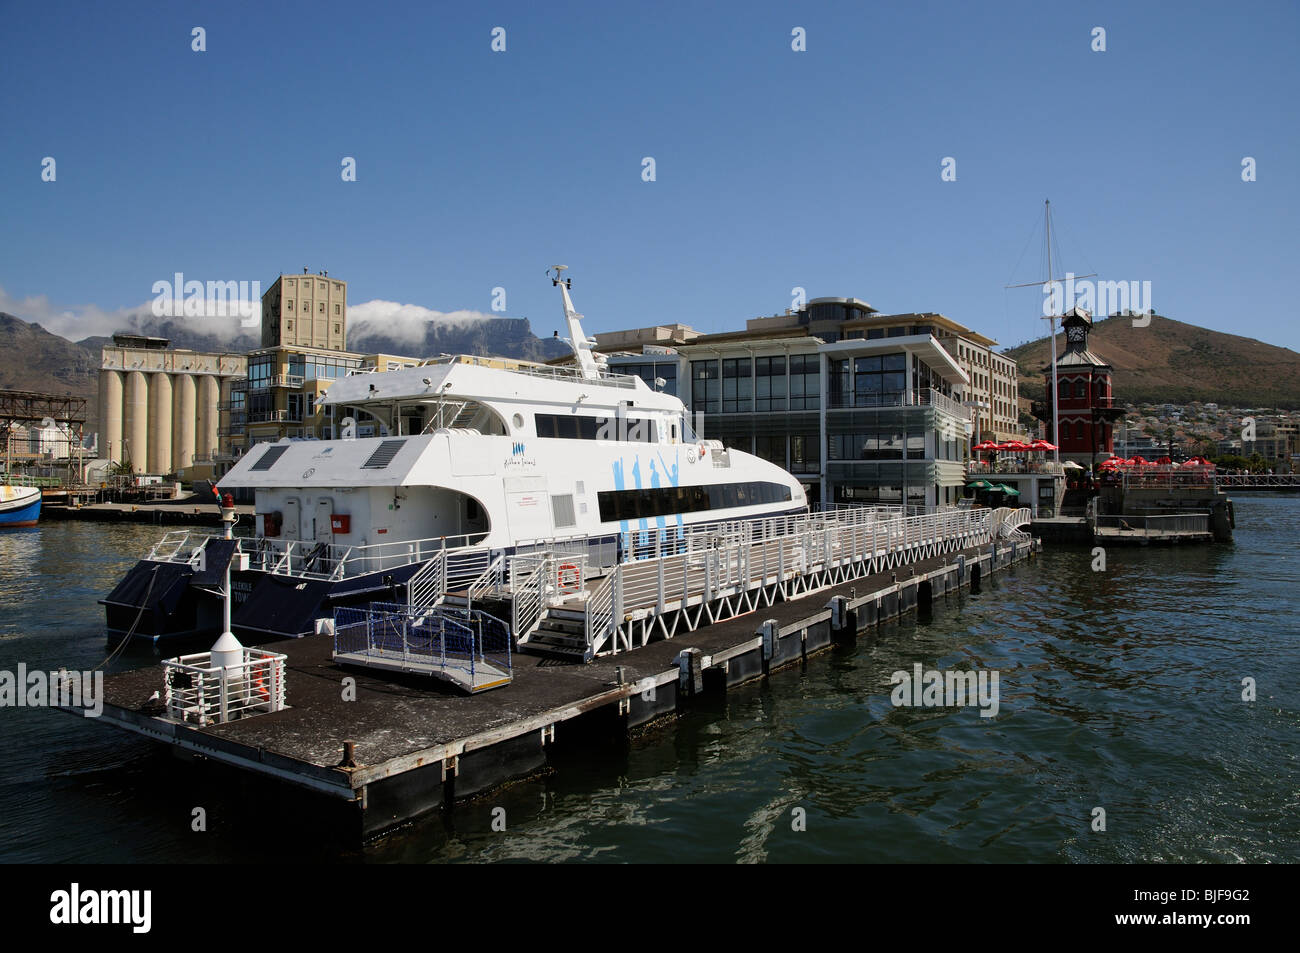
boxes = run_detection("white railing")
[146,530,488,582]
[578,504,1000,656]
[464,554,505,612]
[162,648,287,726]
[1096,512,1210,535]
[510,554,554,643]
[407,553,446,610]
[584,566,619,655]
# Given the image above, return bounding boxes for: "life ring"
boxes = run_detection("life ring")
[251,671,270,706]
[557,562,581,592]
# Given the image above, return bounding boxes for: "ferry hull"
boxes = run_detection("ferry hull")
[0,487,41,528]
[102,558,426,646]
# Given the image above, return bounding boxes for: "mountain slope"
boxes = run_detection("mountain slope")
[1004,314,1300,409]
[0,312,570,441]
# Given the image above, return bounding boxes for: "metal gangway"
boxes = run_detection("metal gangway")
[502,504,1029,661]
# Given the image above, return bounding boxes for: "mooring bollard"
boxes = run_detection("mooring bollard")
[677,647,704,697]
[339,740,357,768]
[759,619,778,662]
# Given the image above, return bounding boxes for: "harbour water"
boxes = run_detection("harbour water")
[1,499,1296,863]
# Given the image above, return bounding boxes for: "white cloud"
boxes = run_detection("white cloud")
[347,299,506,344]
[0,285,258,342]
[0,287,504,346]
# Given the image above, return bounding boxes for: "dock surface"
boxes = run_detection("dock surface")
[81,536,1037,840]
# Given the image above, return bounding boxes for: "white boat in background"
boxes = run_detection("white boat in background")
[104,267,806,643]
[0,485,41,528]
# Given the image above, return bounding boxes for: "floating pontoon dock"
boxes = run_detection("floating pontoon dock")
[69,504,1038,842]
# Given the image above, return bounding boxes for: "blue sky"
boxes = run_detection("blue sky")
[2,0,1297,351]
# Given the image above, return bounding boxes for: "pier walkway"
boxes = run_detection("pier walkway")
[415,504,1033,661]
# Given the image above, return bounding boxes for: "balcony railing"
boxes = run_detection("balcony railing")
[828,387,969,419]
[968,460,1065,476]
[247,409,301,424]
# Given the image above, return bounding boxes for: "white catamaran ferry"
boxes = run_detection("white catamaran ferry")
[103,268,805,643]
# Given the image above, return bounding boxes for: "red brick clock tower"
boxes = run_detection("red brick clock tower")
[1048,308,1120,465]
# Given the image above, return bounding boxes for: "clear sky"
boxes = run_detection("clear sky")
[2,0,1297,350]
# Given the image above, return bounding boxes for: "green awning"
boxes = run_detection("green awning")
[995,484,1020,495]
[966,480,993,489]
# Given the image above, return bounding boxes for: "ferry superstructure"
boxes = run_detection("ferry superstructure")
[103,268,805,643]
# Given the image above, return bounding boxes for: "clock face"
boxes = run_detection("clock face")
[1067,326,1085,342]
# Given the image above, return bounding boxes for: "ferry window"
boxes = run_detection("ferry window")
[597,481,791,522]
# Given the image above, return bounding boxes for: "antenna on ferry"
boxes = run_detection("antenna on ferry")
[549,265,600,381]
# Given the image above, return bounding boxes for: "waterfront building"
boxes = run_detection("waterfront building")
[223,347,421,469]
[98,334,245,476]
[260,270,348,351]
[588,296,1024,507]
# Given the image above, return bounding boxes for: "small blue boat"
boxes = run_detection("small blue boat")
[0,485,41,527]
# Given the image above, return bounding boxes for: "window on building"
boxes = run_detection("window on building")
[287,300,294,311]
[691,360,720,414]
[788,354,820,409]
[1076,381,1087,398]
[319,302,325,313]
[829,359,850,407]
[852,353,906,407]
[1059,380,1070,400]
[721,358,752,413]
[755,356,787,411]
[791,433,819,472]
[755,434,785,466]
[334,304,341,315]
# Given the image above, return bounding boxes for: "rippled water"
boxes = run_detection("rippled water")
[1,502,1297,863]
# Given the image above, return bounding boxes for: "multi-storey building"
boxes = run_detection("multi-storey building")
[588,295,1024,507]
[260,270,348,350]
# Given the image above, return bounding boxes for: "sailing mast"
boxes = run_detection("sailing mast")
[1005,200,1094,467]
[1045,201,1059,465]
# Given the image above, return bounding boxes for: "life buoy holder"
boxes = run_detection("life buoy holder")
[557,562,581,592]
[251,671,270,706]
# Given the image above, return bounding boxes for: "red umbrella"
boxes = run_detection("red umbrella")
[1098,458,1122,469]
[1029,439,1057,451]
[1156,456,1172,465]
[971,440,998,452]
[1131,455,1151,466]
[999,440,1030,452]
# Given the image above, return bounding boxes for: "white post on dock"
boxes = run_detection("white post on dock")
[210,493,245,721]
